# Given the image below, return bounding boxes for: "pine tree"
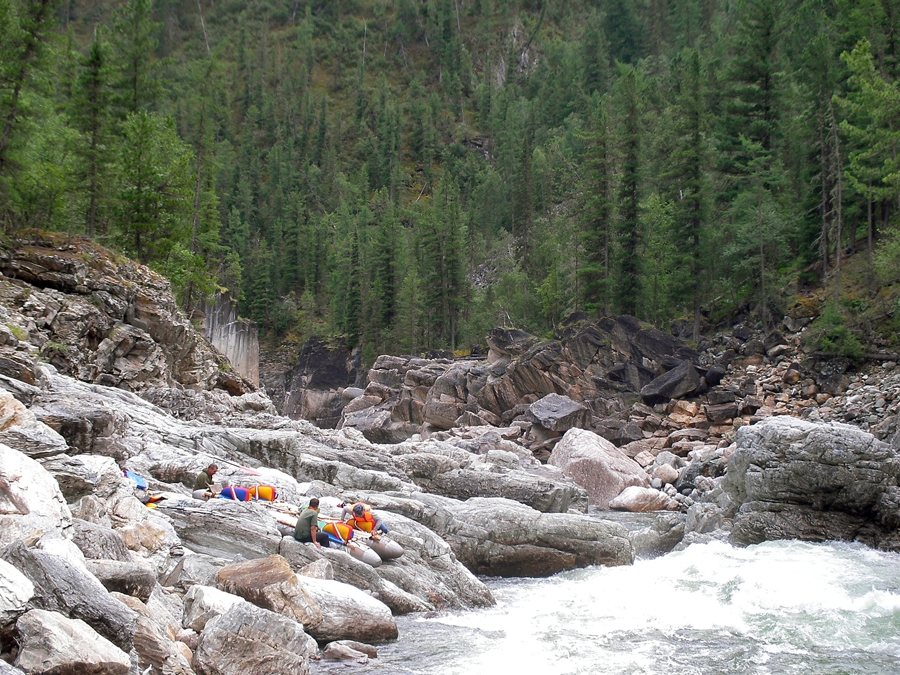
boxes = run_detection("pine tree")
[110,0,161,115]
[0,0,62,200]
[614,64,642,316]
[71,31,115,237]
[579,96,613,316]
[115,110,193,265]
[665,47,708,340]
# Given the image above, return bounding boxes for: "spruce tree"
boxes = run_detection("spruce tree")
[613,64,642,317]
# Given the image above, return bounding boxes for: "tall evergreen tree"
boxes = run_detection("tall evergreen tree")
[579,96,613,316]
[110,0,161,115]
[613,64,642,316]
[71,31,114,237]
[665,47,708,340]
[0,0,62,207]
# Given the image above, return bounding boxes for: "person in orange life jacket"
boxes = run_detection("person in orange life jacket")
[293,498,330,549]
[340,502,388,537]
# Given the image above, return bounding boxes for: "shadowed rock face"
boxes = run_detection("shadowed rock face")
[336,315,707,446]
[724,416,900,550]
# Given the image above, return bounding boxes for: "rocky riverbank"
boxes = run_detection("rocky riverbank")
[2,236,900,674]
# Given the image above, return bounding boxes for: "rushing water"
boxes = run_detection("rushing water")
[312,540,900,675]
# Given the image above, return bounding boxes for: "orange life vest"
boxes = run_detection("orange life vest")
[345,503,376,532]
[321,520,354,543]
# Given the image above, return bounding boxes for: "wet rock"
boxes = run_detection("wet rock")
[433,495,633,576]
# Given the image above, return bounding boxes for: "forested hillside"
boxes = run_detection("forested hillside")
[2,0,900,360]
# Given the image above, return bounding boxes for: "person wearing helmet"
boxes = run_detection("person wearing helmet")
[340,501,388,536]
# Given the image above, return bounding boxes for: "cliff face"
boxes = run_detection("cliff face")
[0,233,253,397]
[200,294,259,387]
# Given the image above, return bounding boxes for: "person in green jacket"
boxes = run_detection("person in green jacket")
[293,498,330,548]
[192,464,219,499]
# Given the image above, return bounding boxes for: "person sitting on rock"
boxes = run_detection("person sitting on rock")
[341,501,388,537]
[294,498,330,549]
[192,464,219,500]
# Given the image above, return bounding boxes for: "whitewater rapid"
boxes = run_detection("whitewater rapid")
[313,539,900,675]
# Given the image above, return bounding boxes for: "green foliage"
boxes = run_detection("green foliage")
[804,304,864,357]
[6,323,27,340]
[115,110,193,265]
[7,0,900,356]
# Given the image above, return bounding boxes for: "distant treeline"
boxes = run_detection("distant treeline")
[2,0,900,357]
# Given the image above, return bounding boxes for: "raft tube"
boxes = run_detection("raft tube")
[367,537,404,560]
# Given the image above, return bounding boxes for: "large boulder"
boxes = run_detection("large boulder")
[85,559,157,601]
[640,360,701,404]
[0,391,69,459]
[14,609,131,675]
[0,443,72,546]
[70,519,132,562]
[193,601,314,675]
[214,555,322,631]
[0,541,137,650]
[609,486,677,512]
[290,575,398,643]
[525,393,591,435]
[548,428,649,508]
[182,585,244,632]
[432,496,633,576]
[112,592,196,675]
[724,416,900,549]
[38,454,123,502]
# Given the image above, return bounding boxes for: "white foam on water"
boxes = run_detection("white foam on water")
[407,539,900,675]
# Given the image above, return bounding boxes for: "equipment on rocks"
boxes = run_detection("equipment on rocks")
[218,484,278,501]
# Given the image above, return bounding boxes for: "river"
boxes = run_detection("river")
[312,538,900,675]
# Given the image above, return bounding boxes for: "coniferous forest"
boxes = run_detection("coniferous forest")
[3,0,900,360]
